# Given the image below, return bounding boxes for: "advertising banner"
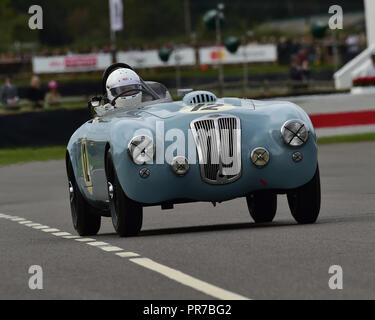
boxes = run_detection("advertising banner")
[199,44,277,65]
[32,54,113,74]
[117,48,196,69]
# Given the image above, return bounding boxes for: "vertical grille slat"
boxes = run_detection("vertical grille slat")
[186,92,217,105]
[191,115,242,185]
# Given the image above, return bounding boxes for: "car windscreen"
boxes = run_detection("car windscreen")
[140,81,173,106]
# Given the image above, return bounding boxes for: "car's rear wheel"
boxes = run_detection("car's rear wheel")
[287,166,321,224]
[106,150,143,237]
[66,158,101,236]
[246,191,277,223]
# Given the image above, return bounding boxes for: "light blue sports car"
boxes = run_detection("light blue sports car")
[66,63,321,237]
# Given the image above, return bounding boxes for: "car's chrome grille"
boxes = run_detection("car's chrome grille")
[191,115,241,185]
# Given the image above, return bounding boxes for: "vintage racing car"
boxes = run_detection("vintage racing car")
[66,63,321,237]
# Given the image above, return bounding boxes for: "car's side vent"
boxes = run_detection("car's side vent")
[183,91,218,105]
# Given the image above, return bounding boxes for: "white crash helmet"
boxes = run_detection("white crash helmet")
[106,68,142,108]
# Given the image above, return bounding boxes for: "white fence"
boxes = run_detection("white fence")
[334,43,375,90]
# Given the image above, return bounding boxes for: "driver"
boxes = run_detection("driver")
[106,68,142,108]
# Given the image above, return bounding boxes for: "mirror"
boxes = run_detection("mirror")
[88,96,102,118]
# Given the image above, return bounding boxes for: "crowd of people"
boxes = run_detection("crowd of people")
[0,75,61,111]
[0,31,373,111]
[0,33,368,64]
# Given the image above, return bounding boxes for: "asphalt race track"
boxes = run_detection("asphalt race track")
[1,142,375,300]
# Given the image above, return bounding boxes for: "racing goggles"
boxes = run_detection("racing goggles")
[110,84,142,97]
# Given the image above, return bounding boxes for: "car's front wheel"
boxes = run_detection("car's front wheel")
[246,191,277,223]
[287,166,321,224]
[106,150,143,237]
[66,158,101,236]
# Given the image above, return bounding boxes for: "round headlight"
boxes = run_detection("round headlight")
[281,120,309,147]
[171,156,190,176]
[128,135,155,165]
[251,147,270,168]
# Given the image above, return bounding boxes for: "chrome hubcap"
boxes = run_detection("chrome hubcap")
[108,182,114,200]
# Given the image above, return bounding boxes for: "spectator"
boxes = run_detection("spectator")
[29,75,44,109]
[0,74,20,111]
[301,60,311,82]
[290,56,310,89]
[290,55,303,81]
[45,81,61,108]
[345,34,361,63]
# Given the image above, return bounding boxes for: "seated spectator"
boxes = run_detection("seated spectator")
[290,56,309,89]
[290,55,303,81]
[29,75,44,109]
[0,75,20,111]
[301,60,311,82]
[45,80,61,108]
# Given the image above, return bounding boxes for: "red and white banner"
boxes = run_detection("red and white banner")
[288,94,375,137]
[32,54,113,74]
[311,110,375,137]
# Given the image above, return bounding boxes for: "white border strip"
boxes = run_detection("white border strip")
[316,124,375,137]
[0,213,250,300]
[131,258,250,300]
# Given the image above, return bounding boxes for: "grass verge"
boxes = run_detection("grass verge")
[318,133,375,145]
[0,146,66,166]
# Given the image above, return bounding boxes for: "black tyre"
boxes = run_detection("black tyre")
[106,151,143,237]
[287,166,321,224]
[66,158,101,236]
[246,191,277,223]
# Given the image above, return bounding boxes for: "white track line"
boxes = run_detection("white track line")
[100,246,123,252]
[0,213,250,300]
[116,252,140,258]
[130,258,249,300]
[63,235,80,239]
[52,232,71,237]
[25,223,42,227]
[87,241,108,247]
[75,238,96,242]
[42,228,60,233]
[33,226,50,230]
